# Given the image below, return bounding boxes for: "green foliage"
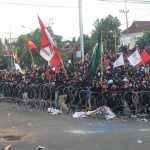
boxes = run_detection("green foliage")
[4,38,9,46]
[75,34,92,54]
[60,51,68,60]
[91,15,121,52]
[0,39,2,45]
[0,54,8,69]
[55,35,63,51]
[15,28,46,67]
[0,39,2,51]
[72,37,76,49]
[136,31,150,46]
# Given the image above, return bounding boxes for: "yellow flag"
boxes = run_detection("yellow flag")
[22,69,26,75]
[14,49,18,62]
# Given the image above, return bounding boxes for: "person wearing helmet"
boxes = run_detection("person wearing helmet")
[107,79,113,85]
[106,79,117,109]
[120,80,133,118]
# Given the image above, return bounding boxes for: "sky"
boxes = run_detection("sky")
[1,0,150,41]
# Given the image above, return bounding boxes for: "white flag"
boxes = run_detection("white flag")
[113,54,124,69]
[40,47,55,61]
[128,51,142,66]
[13,53,22,73]
[15,63,22,73]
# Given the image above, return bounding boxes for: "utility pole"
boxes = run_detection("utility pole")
[5,26,13,50]
[119,0,129,36]
[79,0,84,62]
[5,26,13,69]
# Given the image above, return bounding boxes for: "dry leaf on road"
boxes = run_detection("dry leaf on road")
[2,145,11,150]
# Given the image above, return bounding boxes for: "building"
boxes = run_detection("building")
[121,21,150,48]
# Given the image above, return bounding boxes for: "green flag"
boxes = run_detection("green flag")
[70,53,74,71]
[83,29,102,82]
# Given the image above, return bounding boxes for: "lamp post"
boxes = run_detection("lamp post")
[21,26,34,31]
[119,0,129,36]
[45,18,54,35]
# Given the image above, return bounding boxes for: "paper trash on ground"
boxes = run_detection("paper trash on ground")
[72,106,116,120]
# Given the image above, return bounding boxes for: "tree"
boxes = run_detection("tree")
[14,29,46,67]
[55,35,63,51]
[136,31,150,48]
[4,38,9,47]
[91,15,121,52]
[0,39,2,53]
[75,34,92,54]
[0,54,8,69]
[72,37,76,49]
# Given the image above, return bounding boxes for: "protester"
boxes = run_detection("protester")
[0,43,150,117]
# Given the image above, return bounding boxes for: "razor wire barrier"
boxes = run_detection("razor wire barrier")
[0,82,150,117]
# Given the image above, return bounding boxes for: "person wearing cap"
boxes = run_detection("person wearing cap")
[82,83,93,111]
[120,80,130,118]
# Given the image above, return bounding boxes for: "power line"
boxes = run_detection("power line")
[120,13,150,26]
[0,1,78,8]
[98,0,150,4]
[0,0,150,8]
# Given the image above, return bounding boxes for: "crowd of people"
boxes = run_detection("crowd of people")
[0,44,150,118]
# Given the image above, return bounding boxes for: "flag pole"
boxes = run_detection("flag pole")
[12,52,18,74]
[100,30,103,82]
[29,50,35,67]
[60,59,68,79]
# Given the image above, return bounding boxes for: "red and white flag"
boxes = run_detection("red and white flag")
[38,16,61,70]
[128,51,142,66]
[137,50,150,67]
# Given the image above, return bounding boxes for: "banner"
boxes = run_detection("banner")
[128,51,142,66]
[3,50,13,56]
[76,51,81,58]
[121,37,130,46]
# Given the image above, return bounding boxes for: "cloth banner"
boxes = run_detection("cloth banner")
[76,51,81,58]
[121,37,130,46]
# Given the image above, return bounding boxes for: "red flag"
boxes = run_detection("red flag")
[137,50,150,67]
[38,16,61,70]
[26,38,38,52]
[78,46,81,51]
[104,55,109,69]
[91,46,95,51]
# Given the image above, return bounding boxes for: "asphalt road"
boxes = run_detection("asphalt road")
[0,107,150,150]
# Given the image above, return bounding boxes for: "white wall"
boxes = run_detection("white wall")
[121,32,143,49]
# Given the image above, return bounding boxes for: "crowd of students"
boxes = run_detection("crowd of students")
[0,44,150,117]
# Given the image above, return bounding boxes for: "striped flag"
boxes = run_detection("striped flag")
[38,16,61,70]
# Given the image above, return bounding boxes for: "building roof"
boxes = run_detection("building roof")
[122,21,150,34]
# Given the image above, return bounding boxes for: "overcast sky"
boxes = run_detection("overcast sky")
[1,0,150,41]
